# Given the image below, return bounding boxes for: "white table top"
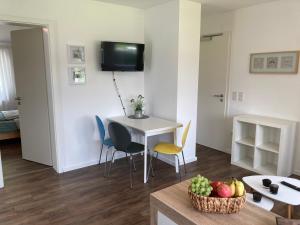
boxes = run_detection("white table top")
[108,116,182,134]
[243,175,300,205]
[246,193,274,211]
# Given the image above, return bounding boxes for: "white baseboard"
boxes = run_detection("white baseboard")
[63,151,127,173]
[62,151,198,173]
[185,156,198,164]
[156,154,175,166]
[63,159,99,172]
[156,154,197,167]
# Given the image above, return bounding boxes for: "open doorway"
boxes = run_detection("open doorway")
[196,32,232,153]
[0,23,53,184]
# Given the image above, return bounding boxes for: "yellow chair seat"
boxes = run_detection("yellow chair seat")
[154,142,182,155]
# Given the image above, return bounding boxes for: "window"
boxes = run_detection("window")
[0,45,16,110]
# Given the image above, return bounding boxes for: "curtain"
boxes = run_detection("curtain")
[0,45,16,110]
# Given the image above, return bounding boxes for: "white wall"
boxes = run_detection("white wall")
[201,0,300,174]
[0,24,28,43]
[0,0,144,172]
[201,11,233,35]
[145,0,201,166]
[144,0,179,120]
[176,0,201,163]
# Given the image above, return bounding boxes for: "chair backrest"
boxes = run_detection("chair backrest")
[108,122,131,151]
[95,116,105,142]
[182,121,191,148]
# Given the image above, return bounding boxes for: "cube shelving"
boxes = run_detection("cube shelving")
[231,115,296,176]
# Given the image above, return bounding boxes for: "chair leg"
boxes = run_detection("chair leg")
[99,144,104,164]
[104,149,110,177]
[181,151,187,175]
[129,154,133,188]
[175,154,181,182]
[147,152,155,181]
[126,153,137,172]
[155,152,159,167]
[149,151,155,177]
[108,150,117,177]
[132,156,137,172]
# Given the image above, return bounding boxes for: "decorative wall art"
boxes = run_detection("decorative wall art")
[68,45,85,64]
[250,51,299,74]
[67,45,86,85]
[69,66,86,85]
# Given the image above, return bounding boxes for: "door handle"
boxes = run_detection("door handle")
[15,97,22,105]
[213,94,224,98]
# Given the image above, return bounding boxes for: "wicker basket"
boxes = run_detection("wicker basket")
[188,186,246,214]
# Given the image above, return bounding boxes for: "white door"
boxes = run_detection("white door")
[197,33,231,153]
[11,28,52,166]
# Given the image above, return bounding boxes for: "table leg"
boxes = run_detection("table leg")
[174,130,179,173]
[288,205,294,219]
[150,204,158,225]
[144,134,148,183]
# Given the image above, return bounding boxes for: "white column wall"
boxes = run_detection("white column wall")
[145,0,201,166]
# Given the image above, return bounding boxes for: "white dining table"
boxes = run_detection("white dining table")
[108,116,182,183]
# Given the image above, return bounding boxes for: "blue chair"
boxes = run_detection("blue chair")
[95,116,114,174]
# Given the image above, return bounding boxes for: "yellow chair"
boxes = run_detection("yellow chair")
[148,121,191,181]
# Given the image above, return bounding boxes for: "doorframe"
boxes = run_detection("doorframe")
[197,31,232,153]
[0,15,64,178]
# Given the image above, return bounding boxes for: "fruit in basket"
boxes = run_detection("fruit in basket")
[191,175,213,197]
[217,183,232,198]
[210,181,223,195]
[234,179,245,197]
[226,179,236,197]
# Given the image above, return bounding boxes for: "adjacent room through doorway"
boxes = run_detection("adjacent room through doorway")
[0,22,53,183]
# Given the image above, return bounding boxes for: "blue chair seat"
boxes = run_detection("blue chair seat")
[103,138,113,148]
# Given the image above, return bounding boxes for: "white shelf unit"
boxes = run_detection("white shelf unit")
[231,115,296,176]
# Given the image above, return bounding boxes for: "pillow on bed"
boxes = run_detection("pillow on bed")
[0,112,5,121]
[0,110,19,120]
[276,217,300,225]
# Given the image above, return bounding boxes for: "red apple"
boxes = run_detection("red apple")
[210,181,223,195]
[217,184,232,198]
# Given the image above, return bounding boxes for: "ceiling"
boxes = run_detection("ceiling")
[200,0,277,15]
[95,0,277,14]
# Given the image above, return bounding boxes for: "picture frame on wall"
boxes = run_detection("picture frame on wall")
[68,45,85,64]
[69,66,86,85]
[250,51,300,74]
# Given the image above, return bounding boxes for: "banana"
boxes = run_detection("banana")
[226,179,236,197]
[229,182,236,197]
[234,179,245,197]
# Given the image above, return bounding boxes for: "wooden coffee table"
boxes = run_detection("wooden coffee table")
[243,175,300,219]
[150,179,279,225]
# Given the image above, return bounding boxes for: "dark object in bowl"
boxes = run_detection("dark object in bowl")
[253,192,262,202]
[262,179,272,188]
[270,184,279,194]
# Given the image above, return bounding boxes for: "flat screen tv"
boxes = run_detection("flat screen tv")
[101,41,145,71]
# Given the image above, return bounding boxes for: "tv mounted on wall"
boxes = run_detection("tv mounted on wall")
[100,41,145,71]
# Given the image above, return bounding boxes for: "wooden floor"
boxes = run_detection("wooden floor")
[0,143,299,225]
[0,140,51,179]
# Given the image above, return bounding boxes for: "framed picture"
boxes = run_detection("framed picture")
[68,45,85,64]
[69,66,86,85]
[250,51,299,74]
